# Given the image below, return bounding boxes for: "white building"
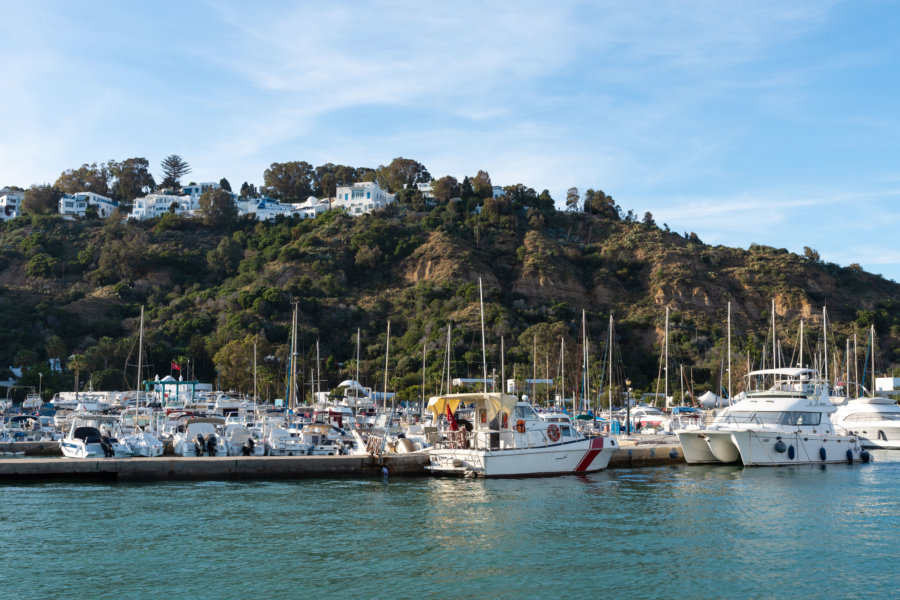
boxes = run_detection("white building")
[333,181,394,216]
[492,185,505,198]
[237,196,331,221]
[182,182,220,199]
[417,181,434,200]
[0,188,24,221]
[129,193,192,220]
[59,191,119,218]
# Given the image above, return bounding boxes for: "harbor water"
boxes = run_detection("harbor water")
[1,452,898,599]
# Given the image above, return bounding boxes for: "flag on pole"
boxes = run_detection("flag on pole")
[171,361,181,371]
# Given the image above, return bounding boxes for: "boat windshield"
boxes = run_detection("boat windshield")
[514,405,539,420]
[843,412,900,422]
[721,411,822,426]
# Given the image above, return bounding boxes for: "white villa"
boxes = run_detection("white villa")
[236,196,330,221]
[0,188,24,221]
[130,193,191,220]
[59,191,119,218]
[333,181,394,216]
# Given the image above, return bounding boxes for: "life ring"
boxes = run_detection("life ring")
[547,423,560,442]
[516,419,526,433]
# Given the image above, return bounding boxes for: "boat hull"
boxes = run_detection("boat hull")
[677,431,732,464]
[680,429,864,466]
[427,436,616,477]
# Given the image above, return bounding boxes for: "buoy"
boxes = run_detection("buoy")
[774,441,787,453]
[846,449,853,464]
[819,447,827,461]
[788,445,795,460]
[860,450,871,463]
[669,449,679,459]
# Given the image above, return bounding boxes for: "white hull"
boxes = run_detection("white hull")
[59,440,106,458]
[428,437,616,477]
[680,429,864,465]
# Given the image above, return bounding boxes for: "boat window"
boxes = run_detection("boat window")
[845,412,897,422]
[778,411,822,426]
[561,426,572,437]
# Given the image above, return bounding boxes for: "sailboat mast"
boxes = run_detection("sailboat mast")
[560,337,565,408]
[771,298,777,372]
[501,336,505,397]
[479,277,487,392]
[384,320,391,412]
[289,302,298,409]
[253,335,258,403]
[854,333,859,397]
[822,307,828,387]
[871,324,876,398]
[727,301,732,400]
[664,306,669,408]
[608,314,613,420]
[799,319,804,368]
[135,305,144,424]
[421,342,426,418]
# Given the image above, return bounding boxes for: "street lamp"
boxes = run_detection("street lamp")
[38,373,43,398]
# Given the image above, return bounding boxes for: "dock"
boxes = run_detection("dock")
[0,454,429,482]
[0,440,686,482]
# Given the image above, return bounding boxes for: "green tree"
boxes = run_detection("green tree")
[198,188,238,229]
[264,161,315,202]
[22,184,62,215]
[26,253,59,278]
[207,236,243,277]
[219,178,232,192]
[431,176,459,203]
[565,187,580,211]
[160,154,191,190]
[45,336,67,363]
[583,189,618,218]
[472,170,493,200]
[55,162,112,196]
[109,157,155,202]
[213,335,272,393]
[376,157,430,193]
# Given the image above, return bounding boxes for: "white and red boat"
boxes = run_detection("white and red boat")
[425,392,617,477]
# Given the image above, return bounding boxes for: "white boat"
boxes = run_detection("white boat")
[59,416,131,458]
[171,418,225,456]
[676,368,868,466]
[832,396,900,449]
[223,424,265,456]
[123,430,165,457]
[426,392,618,477]
[264,427,311,456]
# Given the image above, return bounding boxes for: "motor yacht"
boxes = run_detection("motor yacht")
[677,368,867,465]
[426,392,617,477]
[171,417,225,456]
[832,396,900,449]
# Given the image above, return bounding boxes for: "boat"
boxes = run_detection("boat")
[171,417,225,456]
[832,396,900,449]
[264,427,311,456]
[425,392,618,477]
[59,416,132,458]
[676,368,868,465]
[223,423,265,456]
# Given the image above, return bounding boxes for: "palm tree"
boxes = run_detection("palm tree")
[67,353,89,398]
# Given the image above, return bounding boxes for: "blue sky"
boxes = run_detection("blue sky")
[3,1,899,281]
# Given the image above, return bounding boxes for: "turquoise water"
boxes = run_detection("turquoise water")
[1,453,898,600]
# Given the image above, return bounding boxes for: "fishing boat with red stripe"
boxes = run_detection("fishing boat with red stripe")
[425,392,618,477]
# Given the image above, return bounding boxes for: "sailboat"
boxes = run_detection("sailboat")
[123,306,165,457]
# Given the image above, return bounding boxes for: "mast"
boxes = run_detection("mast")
[135,305,144,429]
[822,307,828,388]
[479,277,487,392]
[532,335,537,402]
[871,324,876,398]
[384,320,391,412]
[253,335,258,403]
[560,337,565,408]
[771,298,777,372]
[289,301,298,409]
[854,333,859,397]
[421,342,426,418]
[608,314,613,423]
[664,306,669,408]
[799,319,804,368]
[445,323,452,395]
[315,338,321,402]
[501,336,505,397]
[582,309,588,413]
[727,301,732,400]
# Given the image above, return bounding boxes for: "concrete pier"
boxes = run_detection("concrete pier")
[0,453,430,482]
[0,441,687,482]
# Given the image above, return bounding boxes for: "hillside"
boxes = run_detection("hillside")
[1,204,898,404]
